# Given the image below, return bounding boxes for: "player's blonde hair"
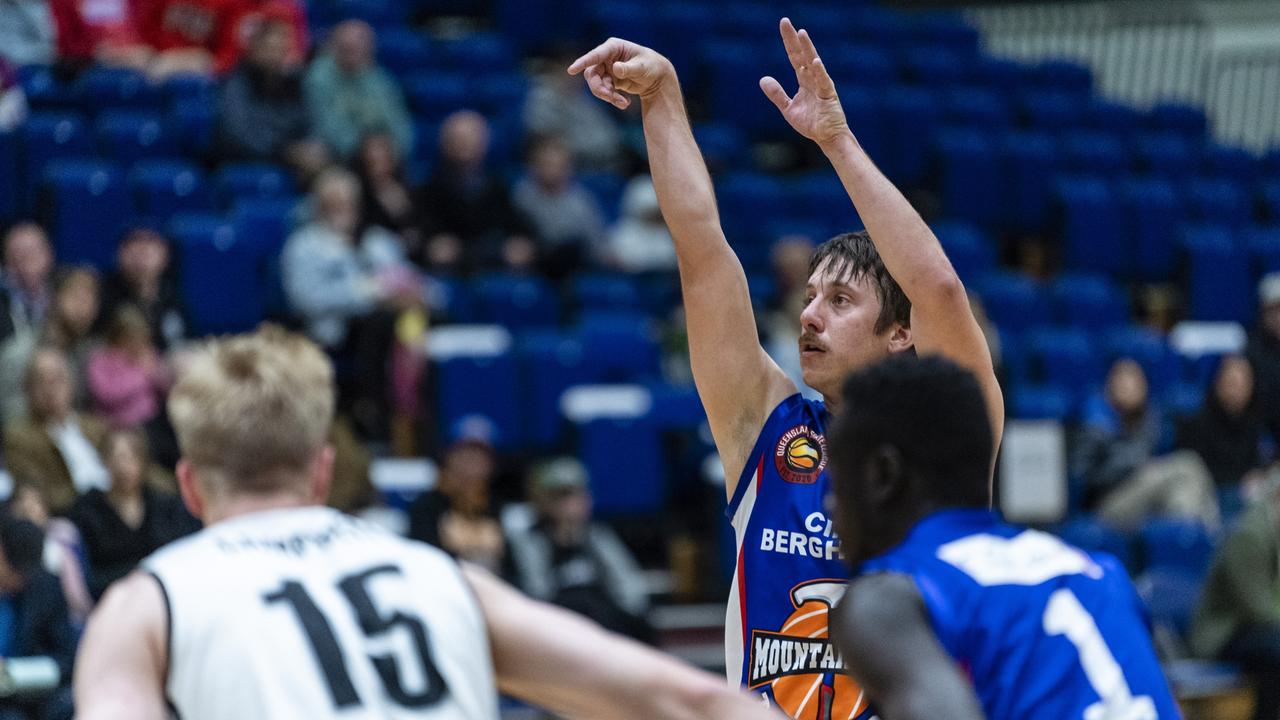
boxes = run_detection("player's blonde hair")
[167,325,334,495]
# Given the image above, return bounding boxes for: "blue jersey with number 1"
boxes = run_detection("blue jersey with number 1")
[855,509,1180,720]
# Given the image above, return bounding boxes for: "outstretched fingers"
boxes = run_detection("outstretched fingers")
[778,17,805,70]
[759,76,792,112]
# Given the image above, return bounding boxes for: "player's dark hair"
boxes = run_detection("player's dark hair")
[831,354,991,507]
[808,231,911,335]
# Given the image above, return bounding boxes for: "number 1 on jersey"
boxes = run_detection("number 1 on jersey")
[1043,589,1156,720]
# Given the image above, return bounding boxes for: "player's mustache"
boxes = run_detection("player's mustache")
[799,331,825,350]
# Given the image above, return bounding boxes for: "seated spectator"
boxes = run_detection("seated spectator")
[0,1,54,67]
[135,0,243,78]
[1248,273,1280,441]
[0,510,76,720]
[5,486,91,628]
[0,223,54,344]
[512,135,606,279]
[67,429,197,601]
[605,175,677,273]
[282,167,422,438]
[507,458,652,642]
[99,227,186,352]
[326,417,376,514]
[1178,355,1268,489]
[1072,358,1218,530]
[4,348,110,515]
[215,16,327,178]
[354,131,420,253]
[407,418,507,574]
[49,0,152,70]
[231,0,307,70]
[524,51,624,172]
[418,111,535,273]
[304,20,413,162]
[1192,471,1280,720]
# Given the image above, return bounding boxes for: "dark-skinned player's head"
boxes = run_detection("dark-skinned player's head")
[828,354,991,566]
[800,231,912,402]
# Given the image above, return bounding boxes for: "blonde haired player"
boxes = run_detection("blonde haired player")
[73,326,784,720]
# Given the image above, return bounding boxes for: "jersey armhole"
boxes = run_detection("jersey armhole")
[725,393,805,520]
[143,570,184,719]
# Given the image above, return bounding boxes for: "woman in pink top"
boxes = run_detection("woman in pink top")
[86,306,171,430]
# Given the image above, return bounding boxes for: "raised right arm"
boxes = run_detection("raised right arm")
[569,41,795,493]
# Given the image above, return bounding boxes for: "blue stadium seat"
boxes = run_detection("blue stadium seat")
[577,413,664,517]
[1000,130,1059,234]
[832,85,886,162]
[579,312,661,382]
[472,274,560,331]
[171,99,215,158]
[644,379,705,431]
[901,47,969,85]
[847,6,911,45]
[1147,102,1208,139]
[1140,517,1215,574]
[1055,176,1129,275]
[1020,90,1083,130]
[571,274,641,313]
[1082,100,1144,136]
[170,213,268,336]
[1183,177,1248,227]
[1163,382,1206,419]
[1182,225,1252,323]
[933,220,995,282]
[1265,181,1280,224]
[1010,384,1074,420]
[942,86,1013,128]
[882,85,943,185]
[403,71,471,121]
[376,27,433,76]
[1056,514,1133,569]
[591,4,661,56]
[496,0,575,53]
[702,41,789,140]
[231,197,299,255]
[971,57,1030,91]
[693,122,749,173]
[129,160,211,223]
[913,13,980,56]
[1025,327,1104,389]
[1033,60,1093,96]
[1247,226,1280,276]
[786,174,860,230]
[1135,567,1203,638]
[1120,177,1183,282]
[1103,325,1180,393]
[0,131,16,222]
[18,65,77,112]
[472,73,529,118]
[518,330,589,448]
[94,111,176,165]
[578,171,625,222]
[75,67,161,112]
[934,129,1000,226]
[213,164,294,208]
[1202,144,1257,184]
[435,33,516,73]
[1062,131,1131,175]
[1136,133,1198,180]
[434,352,521,452]
[973,271,1052,335]
[1051,273,1129,330]
[717,173,786,242]
[21,112,92,211]
[825,45,897,88]
[41,160,128,269]
[163,73,216,107]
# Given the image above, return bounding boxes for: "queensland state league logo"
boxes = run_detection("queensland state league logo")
[775,425,827,484]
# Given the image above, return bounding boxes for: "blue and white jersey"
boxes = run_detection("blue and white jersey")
[855,509,1180,720]
[726,395,874,719]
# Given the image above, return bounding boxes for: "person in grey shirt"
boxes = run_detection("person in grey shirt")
[512,135,606,278]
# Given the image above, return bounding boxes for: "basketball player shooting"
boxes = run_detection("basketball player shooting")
[569,18,1003,717]
[72,327,785,720]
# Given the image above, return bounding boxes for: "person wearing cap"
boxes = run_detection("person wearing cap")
[1247,272,1280,443]
[406,417,507,575]
[506,457,653,642]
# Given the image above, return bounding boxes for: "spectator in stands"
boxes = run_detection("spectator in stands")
[1178,355,1268,489]
[1247,273,1280,442]
[1192,469,1280,720]
[524,52,624,172]
[49,0,152,70]
[5,486,91,627]
[1072,358,1218,530]
[326,418,376,514]
[512,135,606,279]
[99,227,185,352]
[407,417,507,575]
[304,20,413,162]
[762,235,819,399]
[0,223,54,343]
[0,60,27,132]
[215,16,327,179]
[0,510,76,720]
[67,429,196,600]
[4,348,110,515]
[353,131,420,254]
[282,167,421,439]
[135,0,243,78]
[507,458,652,642]
[418,111,535,273]
[0,1,54,67]
[605,175,677,273]
[231,0,307,70]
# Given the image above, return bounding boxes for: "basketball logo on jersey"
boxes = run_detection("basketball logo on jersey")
[775,426,827,484]
[748,580,871,720]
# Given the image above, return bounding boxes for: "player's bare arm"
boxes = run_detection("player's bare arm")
[834,573,986,720]
[762,18,1005,457]
[73,572,170,720]
[570,40,796,496]
[463,564,784,720]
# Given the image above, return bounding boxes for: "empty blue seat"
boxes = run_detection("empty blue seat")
[1011,384,1074,420]
[1103,325,1179,393]
[434,352,521,452]
[1055,176,1129,275]
[1025,327,1104,389]
[1265,181,1280,224]
[1062,131,1131,175]
[1140,517,1215,574]
[1082,100,1144,136]
[1136,133,1198,180]
[933,220,995,282]
[578,413,664,517]
[717,173,786,241]
[231,197,299,254]
[21,112,92,211]
[1135,567,1203,638]
[973,271,1052,335]
[579,312,661,382]
[1051,273,1129,330]
[703,42,789,140]
[1183,177,1248,227]
[41,160,128,269]
[913,14,980,56]
[825,45,897,87]
[435,33,516,73]
[495,0,565,52]
[0,131,16,222]
[1182,225,1252,323]
[1247,226,1280,275]
[472,274,559,331]
[901,46,969,85]
[1020,90,1083,130]
[213,164,294,207]
[376,28,433,76]
[693,122,748,172]
[403,71,471,121]
[847,6,911,45]
[1033,60,1093,96]
[572,274,641,313]
[518,330,588,448]
[972,57,1030,91]
[934,128,1000,226]
[95,111,175,165]
[1056,514,1132,568]
[171,99,215,157]
[578,171,625,222]
[833,85,886,162]
[472,73,528,118]
[1120,177,1183,282]
[18,65,76,111]
[163,73,216,107]
[1202,144,1257,184]
[75,68,161,111]
[942,86,1013,128]
[170,213,267,336]
[786,174,859,230]
[1000,130,1059,234]
[882,85,943,184]
[1147,102,1208,139]
[129,160,211,223]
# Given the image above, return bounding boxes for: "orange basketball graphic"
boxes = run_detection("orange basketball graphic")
[786,437,821,470]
